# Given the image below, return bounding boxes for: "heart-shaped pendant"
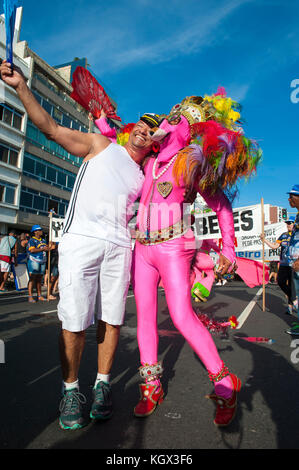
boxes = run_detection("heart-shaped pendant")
[157,181,173,198]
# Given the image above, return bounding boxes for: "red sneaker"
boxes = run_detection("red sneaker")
[134,383,164,417]
[206,374,241,426]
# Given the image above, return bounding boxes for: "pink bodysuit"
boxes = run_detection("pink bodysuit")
[132,117,236,398]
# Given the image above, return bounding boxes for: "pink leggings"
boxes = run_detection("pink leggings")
[132,237,232,397]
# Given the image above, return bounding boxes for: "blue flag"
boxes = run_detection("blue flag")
[3,0,20,65]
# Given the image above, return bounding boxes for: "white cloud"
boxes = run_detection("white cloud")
[30,0,251,74]
[228,83,251,102]
[92,0,251,73]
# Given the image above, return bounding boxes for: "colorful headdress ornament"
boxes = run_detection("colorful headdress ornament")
[117,123,135,146]
[172,88,262,197]
[168,96,206,125]
[202,87,242,130]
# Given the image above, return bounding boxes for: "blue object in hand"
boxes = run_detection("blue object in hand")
[3,0,20,65]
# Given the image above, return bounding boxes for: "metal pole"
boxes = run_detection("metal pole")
[261,198,266,311]
[47,211,52,301]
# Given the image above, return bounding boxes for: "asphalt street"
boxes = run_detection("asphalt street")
[0,280,298,452]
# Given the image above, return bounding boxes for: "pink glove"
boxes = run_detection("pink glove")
[94,117,117,143]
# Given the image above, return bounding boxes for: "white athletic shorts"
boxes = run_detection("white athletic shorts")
[57,233,132,332]
[0,260,11,272]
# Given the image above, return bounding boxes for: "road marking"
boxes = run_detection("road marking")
[27,365,60,386]
[38,310,57,314]
[0,294,29,301]
[236,287,263,329]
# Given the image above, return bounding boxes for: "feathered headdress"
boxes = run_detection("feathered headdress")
[202,87,242,130]
[116,123,135,146]
[172,88,262,197]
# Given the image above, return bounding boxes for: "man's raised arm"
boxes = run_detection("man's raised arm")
[0,60,109,158]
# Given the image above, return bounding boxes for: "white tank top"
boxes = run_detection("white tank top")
[63,143,144,247]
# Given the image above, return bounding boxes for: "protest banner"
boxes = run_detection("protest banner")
[47,215,64,300]
[50,217,65,243]
[193,204,262,240]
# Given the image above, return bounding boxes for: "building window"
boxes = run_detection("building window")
[26,121,81,166]
[35,161,46,178]
[13,114,22,130]
[46,166,57,182]
[62,114,71,128]
[0,104,23,131]
[42,100,53,115]
[53,108,63,124]
[72,120,80,131]
[0,146,9,164]
[3,107,13,126]
[20,186,69,217]
[20,191,33,208]
[23,153,77,192]
[0,142,20,167]
[0,180,16,205]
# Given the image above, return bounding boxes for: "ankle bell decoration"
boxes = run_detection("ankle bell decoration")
[139,362,163,382]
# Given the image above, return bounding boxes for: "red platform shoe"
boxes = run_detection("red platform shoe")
[134,383,164,417]
[206,373,241,427]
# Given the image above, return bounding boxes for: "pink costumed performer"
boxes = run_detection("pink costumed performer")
[132,92,262,426]
[95,93,261,426]
[132,121,236,425]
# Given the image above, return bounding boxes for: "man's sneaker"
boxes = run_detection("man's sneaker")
[285,322,299,335]
[90,381,113,420]
[286,328,299,335]
[59,388,87,430]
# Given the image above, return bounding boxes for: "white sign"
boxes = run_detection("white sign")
[50,217,65,242]
[235,221,286,261]
[194,204,262,240]
[236,221,286,251]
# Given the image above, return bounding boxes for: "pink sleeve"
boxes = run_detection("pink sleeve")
[94,117,117,143]
[198,188,236,264]
[202,239,220,253]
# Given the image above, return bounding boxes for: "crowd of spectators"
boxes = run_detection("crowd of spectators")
[0,226,59,301]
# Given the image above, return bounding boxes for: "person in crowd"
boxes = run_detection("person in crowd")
[48,242,59,300]
[0,229,18,292]
[285,185,299,334]
[27,225,54,303]
[132,110,242,427]
[0,59,160,430]
[260,216,296,315]
[269,260,279,284]
[17,233,29,264]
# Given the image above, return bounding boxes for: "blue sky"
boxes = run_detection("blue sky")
[5,0,299,210]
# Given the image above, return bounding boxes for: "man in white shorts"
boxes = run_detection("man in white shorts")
[0,229,17,292]
[0,60,160,430]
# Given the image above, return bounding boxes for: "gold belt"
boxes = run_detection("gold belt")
[135,219,188,246]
